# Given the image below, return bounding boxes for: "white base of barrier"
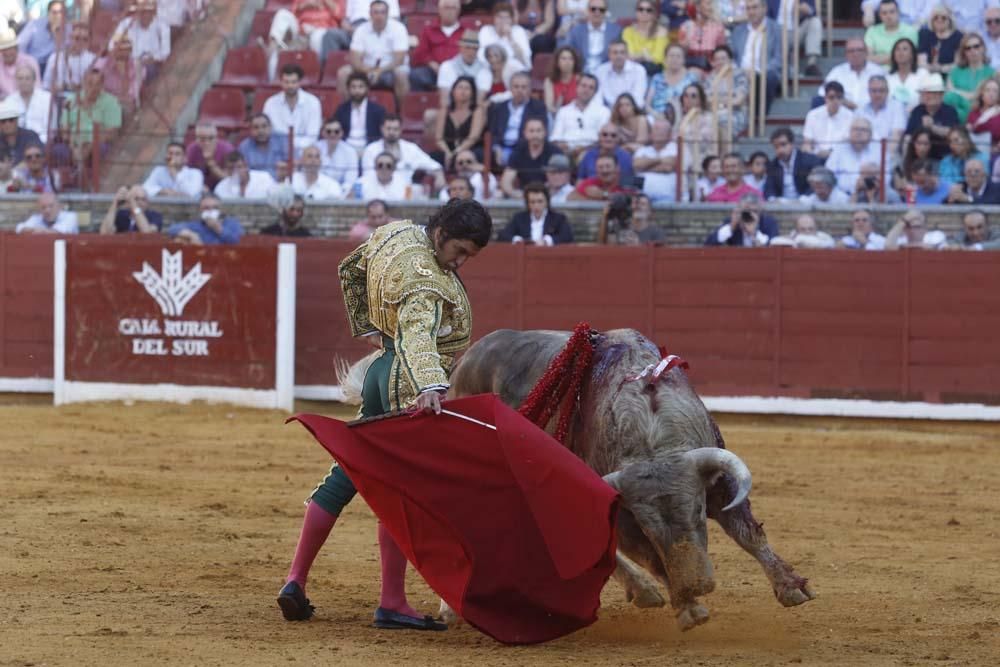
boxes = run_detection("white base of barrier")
[294,385,347,402]
[0,377,54,392]
[5,377,999,421]
[55,381,285,410]
[702,396,1000,421]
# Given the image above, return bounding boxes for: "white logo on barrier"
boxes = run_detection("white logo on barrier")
[133,249,212,316]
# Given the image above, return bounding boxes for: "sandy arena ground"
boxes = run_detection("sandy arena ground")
[2,396,999,666]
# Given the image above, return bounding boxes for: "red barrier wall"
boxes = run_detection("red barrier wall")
[3,233,999,404]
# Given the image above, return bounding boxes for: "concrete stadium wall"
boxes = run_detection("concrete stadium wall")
[0,194,994,245]
[3,234,998,405]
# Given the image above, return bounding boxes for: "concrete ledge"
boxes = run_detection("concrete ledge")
[0,194,994,245]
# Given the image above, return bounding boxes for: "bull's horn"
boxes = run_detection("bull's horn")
[602,470,623,492]
[685,448,752,512]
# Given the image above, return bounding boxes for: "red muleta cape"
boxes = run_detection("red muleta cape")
[290,393,619,645]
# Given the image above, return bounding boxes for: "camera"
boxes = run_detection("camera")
[606,193,633,229]
[863,176,877,190]
[740,210,755,223]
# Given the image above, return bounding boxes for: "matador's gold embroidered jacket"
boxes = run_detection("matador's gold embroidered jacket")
[338,220,472,409]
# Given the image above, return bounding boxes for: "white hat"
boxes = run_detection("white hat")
[0,99,20,121]
[0,27,17,51]
[919,72,946,93]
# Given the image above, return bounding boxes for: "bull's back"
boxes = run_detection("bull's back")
[449,329,571,409]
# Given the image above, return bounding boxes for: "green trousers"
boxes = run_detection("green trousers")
[310,342,394,515]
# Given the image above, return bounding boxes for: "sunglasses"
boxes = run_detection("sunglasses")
[966,43,984,50]
[987,18,1000,25]
[376,162,394,169]
[25,153,42,159]
[589,6,606,12]
[636,5,654,12]
[323,127,342,135]
[456,159,474,165]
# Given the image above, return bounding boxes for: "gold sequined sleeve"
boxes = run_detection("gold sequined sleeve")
[338,245,375,337]
[395,290,449,393]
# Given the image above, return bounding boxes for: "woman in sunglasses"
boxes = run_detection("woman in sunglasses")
[277,199,494,631]
[945,32,996,123]
[621,0,669,76]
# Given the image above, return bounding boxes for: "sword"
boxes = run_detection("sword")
[346,407,497,431]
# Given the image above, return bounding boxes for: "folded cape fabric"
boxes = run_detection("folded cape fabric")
[290,393,620,645]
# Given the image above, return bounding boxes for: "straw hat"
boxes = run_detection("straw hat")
[0,27,19,51]
[0,99,21,121]
[919,72,946,93]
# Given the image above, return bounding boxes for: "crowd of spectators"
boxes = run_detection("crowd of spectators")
[0,0,203,192]
[7,0,1000,252]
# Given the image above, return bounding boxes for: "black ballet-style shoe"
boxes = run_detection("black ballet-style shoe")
[373,607,447,631]
[277,581,315,621]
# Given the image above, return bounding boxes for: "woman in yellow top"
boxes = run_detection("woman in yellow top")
[622,0,669,76]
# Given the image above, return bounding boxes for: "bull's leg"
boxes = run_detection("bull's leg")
[612,552,666,608]
[707,474,816,607]
[616,508,711,631]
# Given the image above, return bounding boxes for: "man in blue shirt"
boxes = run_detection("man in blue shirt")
[911,159,951,205]
[17,0,68,74]
[238,113,288,179]
[576,123,634,183]
[166,193,243,245]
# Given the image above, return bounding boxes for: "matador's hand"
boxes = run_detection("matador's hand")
[414,390,443,415]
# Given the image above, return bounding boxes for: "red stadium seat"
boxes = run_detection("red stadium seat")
[250,9,276,41]
[460,14,493,30]
[531,52,553,91]
[616,17,635,28]
[218,46,269,88]
[399,91,438,133]
[265,0,294,10]
[399,0,420,14]
[314,89,343,119]
[320,50,351,87]
[369,89,397,113]
[251,85,282,116]
[198,87,247,130]
[276,50,321,85]
[89,9,118,54]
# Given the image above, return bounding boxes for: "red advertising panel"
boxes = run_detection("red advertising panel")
[63,241,278,389]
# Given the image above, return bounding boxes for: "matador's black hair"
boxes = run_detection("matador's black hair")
[426,198,493,248]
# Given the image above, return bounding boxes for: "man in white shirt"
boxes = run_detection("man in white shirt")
[143,141,204,197]
[214,151,276,199]
[824,117,883,195]
[354,150,409,200]
[594,40,647,108]
[16,192,78,234]
[262,63,322,150]
[857,75,905,155]
[111,0,169,75]
[318,118,360,191]
[550,73,611,161]
[361,114,444,189]
[984,6,1000,69]
[345,0,400,26]
[9,63,50,143]
[633,119,678,202]
[42,20,95,94]
[799,166,850,205]
[838,208,886,250]
[338,0,409,99]
[292,144,345,200]
[817,39,884,111]
[545,153,575,204]
[476,3,531,71]
[437,30,491,101]
[437,149,497,200]
[802,80,854,159]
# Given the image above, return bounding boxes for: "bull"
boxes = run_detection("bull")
[440,328,815,631]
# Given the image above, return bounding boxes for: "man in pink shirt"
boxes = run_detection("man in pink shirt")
[705,153,762,203]
[0,28,40,99]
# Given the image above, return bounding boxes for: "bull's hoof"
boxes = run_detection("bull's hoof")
[437,599,463,626]
[675,603,710,631]
[626,584,666,608]
[775,581,816,607]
